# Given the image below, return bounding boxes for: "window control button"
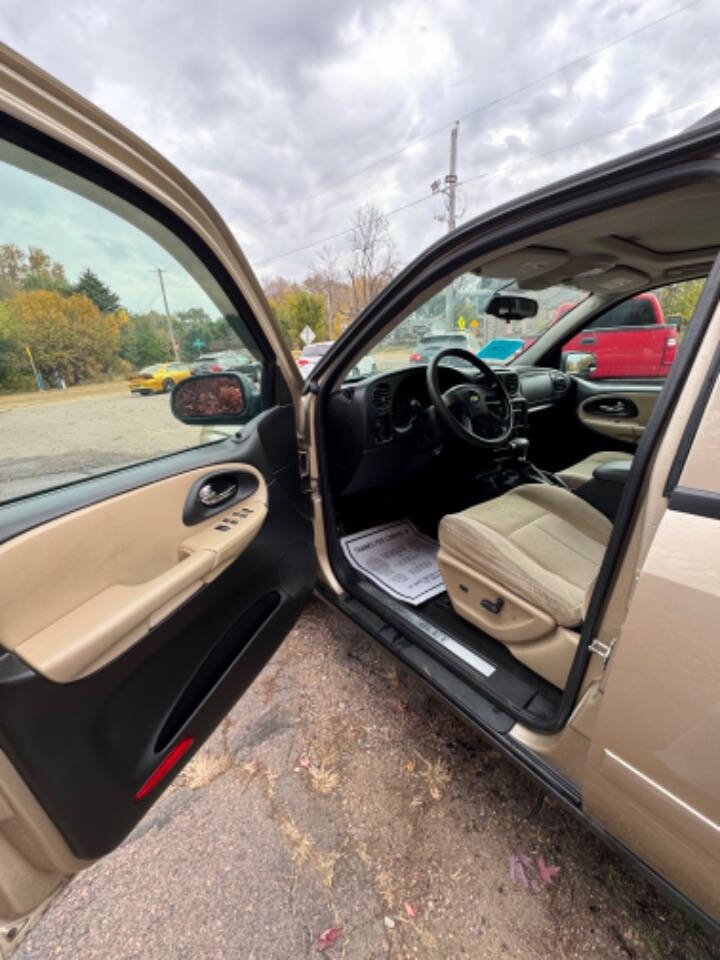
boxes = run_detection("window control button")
[215,524,230,532]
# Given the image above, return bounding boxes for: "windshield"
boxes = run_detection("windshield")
[362,272,587,376]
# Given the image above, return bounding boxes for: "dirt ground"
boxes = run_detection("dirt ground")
[10,601,719,960]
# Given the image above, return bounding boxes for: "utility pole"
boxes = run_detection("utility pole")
[431,121,460,329]
[156,268,180,360]
[446,120,459,233]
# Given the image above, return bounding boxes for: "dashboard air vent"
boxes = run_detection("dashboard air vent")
[370,381,391,411]
[499,371,519,395]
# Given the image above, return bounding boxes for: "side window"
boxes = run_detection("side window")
[0,138,268,503]
[561,279,705,380]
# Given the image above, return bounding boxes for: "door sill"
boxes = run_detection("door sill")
[316,584,581,808]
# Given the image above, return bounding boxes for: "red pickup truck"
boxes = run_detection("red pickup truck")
[558,292,678,379]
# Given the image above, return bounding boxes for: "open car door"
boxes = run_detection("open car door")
[0,46,314,921]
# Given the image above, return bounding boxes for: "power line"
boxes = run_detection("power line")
[253,89,720,269]
[250,0,701,232]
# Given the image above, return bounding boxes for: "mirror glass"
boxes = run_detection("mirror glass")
[171,373,247,424]
[561,351,597,375]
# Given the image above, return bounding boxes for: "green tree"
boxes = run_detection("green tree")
[120,313,172,369]
[658,279,705,336]
[73,268,121,313]
[175,307,229,359]
[8,289,123,385]
[269,289,325,349]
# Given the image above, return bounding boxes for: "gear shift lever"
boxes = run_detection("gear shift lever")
[509,437,529,462]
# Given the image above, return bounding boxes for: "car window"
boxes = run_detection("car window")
[0,137,268,503]
[560,279,705,381]
[366,273,586,375]
[302,343,330,357]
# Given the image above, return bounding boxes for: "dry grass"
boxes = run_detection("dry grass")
[0,378,127,412]
[180,751,233,790]
[414,751,451,801]
[375,868,395,909]
[308,761,341,796]
[280,817,341,890]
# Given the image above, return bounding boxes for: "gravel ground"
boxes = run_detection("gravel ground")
[10,601,720,960]
[0,388,194,499]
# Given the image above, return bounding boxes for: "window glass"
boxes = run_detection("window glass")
[560,279,705,380]
[361,273,586,376]
[0,139,267,503]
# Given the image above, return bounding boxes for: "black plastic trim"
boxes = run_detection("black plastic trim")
[668,485,720,520]
[182,469,259,525]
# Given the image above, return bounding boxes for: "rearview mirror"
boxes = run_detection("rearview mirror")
[561,351,597,376]
[485,294,538,322]
[171,373,248,424]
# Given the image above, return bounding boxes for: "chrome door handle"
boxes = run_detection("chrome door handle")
[198,481,237,507]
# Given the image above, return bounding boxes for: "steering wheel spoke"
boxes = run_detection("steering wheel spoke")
[427,348,514,448]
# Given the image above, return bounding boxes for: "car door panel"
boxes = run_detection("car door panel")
[0,463,268,682]
[0,407,314,859]
[576,389,659,443]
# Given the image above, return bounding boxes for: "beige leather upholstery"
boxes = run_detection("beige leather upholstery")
[439,485,612,628]
[556,450,633,490]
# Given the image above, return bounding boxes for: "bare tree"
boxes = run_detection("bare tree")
[308,244,342,338]
[347,205,398,319]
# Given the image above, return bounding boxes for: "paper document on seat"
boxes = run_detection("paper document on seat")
[341,521,445,606]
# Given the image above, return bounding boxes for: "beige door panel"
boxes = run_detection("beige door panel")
[0,751,90,920]
[577,391,658,442]
[584,509,720,921]
[0,465,267,683]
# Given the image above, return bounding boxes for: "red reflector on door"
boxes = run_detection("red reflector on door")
[134,736,195,802]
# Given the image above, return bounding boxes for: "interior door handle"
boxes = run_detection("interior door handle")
[597,401,629,415]
[198,480,237,507]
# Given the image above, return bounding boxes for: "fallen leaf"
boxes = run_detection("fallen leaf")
[537,855,561,886]
[299,754,311,768]
[317,927,342,952]
[404,901,417,919]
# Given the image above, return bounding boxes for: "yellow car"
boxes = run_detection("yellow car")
[128,362,190,395]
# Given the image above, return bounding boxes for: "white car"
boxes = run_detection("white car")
[297,341,376,379]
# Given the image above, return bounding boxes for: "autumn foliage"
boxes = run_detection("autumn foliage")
[5,290,126,386]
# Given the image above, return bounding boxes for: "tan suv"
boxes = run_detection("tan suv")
[0,44,718,939]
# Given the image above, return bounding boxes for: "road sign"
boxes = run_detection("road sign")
[300,325,316,346]
[457,315,466,330]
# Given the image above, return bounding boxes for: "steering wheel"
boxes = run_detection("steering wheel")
[427,348,514,448]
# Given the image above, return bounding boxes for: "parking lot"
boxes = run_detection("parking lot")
[0,384,195,501]
[9,601,719,960]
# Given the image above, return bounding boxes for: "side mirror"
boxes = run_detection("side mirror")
[665,315,683,330]
[485,294,538,322]
[561,351,597,376]
[171,372,249,424]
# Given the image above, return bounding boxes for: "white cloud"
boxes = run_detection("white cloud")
[2,0,720,286]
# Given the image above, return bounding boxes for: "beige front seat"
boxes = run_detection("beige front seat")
[438,484,612,688]
[556,450,633,490]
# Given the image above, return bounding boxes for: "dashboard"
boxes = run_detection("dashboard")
[326,363,570,496]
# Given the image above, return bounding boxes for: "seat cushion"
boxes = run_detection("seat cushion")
[557,451,633,490]
[438,484,612,627]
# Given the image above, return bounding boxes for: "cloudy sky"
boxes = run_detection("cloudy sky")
[4,0,720,290]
